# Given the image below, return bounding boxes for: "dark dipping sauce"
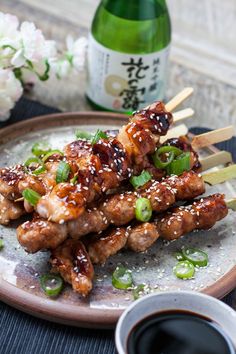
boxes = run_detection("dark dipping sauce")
[127,310,235,354]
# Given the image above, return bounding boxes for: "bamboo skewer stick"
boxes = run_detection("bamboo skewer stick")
[202,165,236,185]
[226,199,236,211]
[200,151,232,172]
[160,124,188,143]
[165,87,194,112]
[192,126,234,150]
[172,108,194,124]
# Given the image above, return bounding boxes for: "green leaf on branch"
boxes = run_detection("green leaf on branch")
[2,44,16,51]
[66,52,73,66]
[26,59,34,69]
[13,67,23,82]
[36,59,50,81]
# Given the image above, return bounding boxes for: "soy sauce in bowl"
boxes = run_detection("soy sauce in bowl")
[127,310,235,354]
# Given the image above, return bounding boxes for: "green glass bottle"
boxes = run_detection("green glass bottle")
[86,0,171,114]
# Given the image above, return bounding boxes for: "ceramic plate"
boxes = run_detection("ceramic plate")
[0,112,236,328]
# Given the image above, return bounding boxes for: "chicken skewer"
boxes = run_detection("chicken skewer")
[50,193,230,296]
[16,163,236,254]
[88,193,229,264]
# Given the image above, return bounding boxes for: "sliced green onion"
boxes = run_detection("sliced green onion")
[0,239,4,250]
[40,274,63,297]
[42,149,64,163]
[24,157,46,175]
[182,247,208,267]
[135,197,152,222]
[75,130,93,140]
[112,266,133,290]
[167,152,191,176]
[24,157,42,167]
[32,165,46,175]
[32,141,51,157]
[22,188,41,206]
[130,170,152,189]
[91,129,108,145]
[174,251,185,261]
[157,146,183,156]
[152,151,175,169]
[152,146,182,169]
[56,161,71,184]
[70,175,78,185]
[173,260,195,279]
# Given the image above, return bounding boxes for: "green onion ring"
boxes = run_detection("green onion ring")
[22,188,41,206]
[91,129,108,145]
[130,170,152,189]
[166,152,191,176]
[135,197,152,222]
[40,274,63,297]
[42,150,64,163]
[0,239,4,250]
[75,130,93,140]
[173,260,195,279]
[112,266,133,290]
[32,141,51,157]
[152,151,175,169]
[152,146,182,169]
[182,247,208,267]
[56,161,71,184]
[24,157,46,175]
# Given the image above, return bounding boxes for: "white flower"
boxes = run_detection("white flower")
[0,68,23,121]
[0,12,19,40]
[49,58,71,79]
[0,12,20,67]
[11,22,57,68]
[66,35,88,71]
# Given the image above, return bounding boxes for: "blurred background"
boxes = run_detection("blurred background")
[1,0,235,128]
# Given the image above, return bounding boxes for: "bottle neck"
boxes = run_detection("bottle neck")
[101,0,168,20]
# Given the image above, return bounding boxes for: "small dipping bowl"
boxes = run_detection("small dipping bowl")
[115,291,236,354]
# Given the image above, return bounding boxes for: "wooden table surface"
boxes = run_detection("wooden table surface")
[1,0,236,129]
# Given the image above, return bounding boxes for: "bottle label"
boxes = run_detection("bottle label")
[87,34,170,112]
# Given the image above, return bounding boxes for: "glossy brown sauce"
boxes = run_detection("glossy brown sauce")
[127,310,235,354]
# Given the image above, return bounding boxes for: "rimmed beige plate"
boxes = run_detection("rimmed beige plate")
[0,112,236,328]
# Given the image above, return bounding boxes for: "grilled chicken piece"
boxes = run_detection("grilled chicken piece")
[0,160,59,201]
[36,102,173,223]
[0,194,25,225]
[125,223,160,252]
[87,228,128,264]
[69,171,205,238]
[17,215,68,253]
[50,239,94,297]
[158,193,228,240]
[88,223,160,263]
[0,165,25,200]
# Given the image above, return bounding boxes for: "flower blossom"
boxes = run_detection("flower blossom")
[66,35,88,71]
[0,68,23,121]
[11,22,57,68]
